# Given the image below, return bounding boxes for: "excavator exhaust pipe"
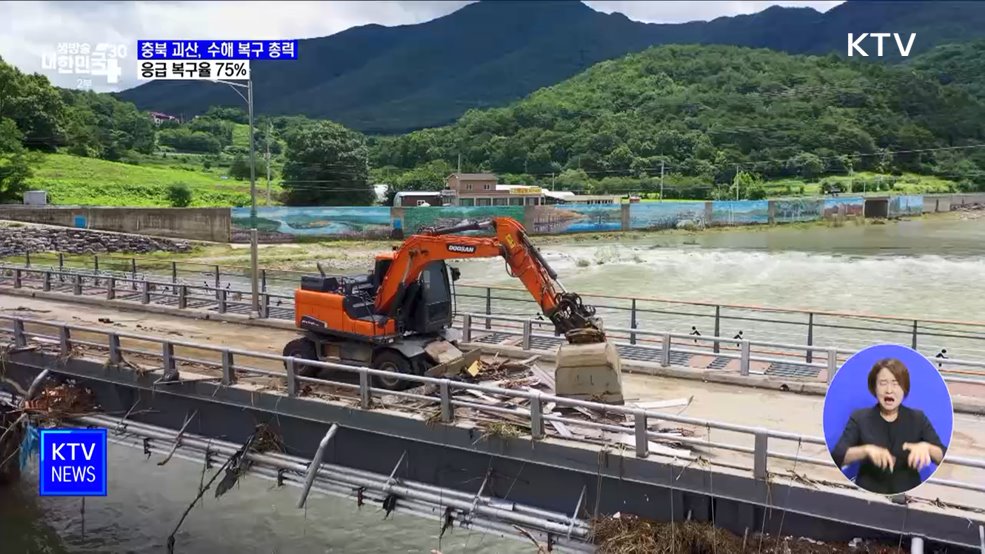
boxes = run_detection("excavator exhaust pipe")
[553,329,624,405]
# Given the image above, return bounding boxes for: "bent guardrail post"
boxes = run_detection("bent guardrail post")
[296,423,340,509]
[661,333,671,367]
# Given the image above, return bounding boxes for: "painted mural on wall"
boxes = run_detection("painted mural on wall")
[530,204,623,234]
[888,195,924,217]
[628,202,706,230]
[231,206,392,239]
[710,200,770,226]
[400,206,524,236]
[773,199,822,223]
[822,197,865,218]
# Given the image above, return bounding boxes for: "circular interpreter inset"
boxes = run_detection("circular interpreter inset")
[822,344,954,496]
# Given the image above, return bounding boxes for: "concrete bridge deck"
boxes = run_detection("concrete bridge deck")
[2,294,985,551]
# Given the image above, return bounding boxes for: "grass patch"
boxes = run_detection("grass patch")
[26,153,282,207]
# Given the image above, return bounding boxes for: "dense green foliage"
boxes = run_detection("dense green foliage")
[370,45,985,197]
[909,40,985,104]
[0,118,36,202]
[116,1,985,133]
[166,183,192,207]
[281,120,373,205]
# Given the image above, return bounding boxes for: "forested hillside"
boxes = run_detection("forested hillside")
[115,0,985,134]
[909,40,985,104]
[371,45,985,197]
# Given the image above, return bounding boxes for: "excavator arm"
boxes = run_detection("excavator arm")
[375,217,604,342]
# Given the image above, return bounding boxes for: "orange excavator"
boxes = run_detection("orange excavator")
[286,216,624,404]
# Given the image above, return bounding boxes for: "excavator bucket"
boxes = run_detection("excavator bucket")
[554,339,624,405]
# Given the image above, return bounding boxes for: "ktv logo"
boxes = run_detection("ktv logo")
[847,33,916,57]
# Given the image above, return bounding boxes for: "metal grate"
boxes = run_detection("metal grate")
[765,362,820,379]
[706,357,732,370]
[471,332,513,345]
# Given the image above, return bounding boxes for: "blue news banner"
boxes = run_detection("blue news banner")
[39,428,108,496]
[138,40,298,60]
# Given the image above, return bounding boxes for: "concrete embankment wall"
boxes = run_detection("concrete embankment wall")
[0,207,231,242]
[2,192,980,243]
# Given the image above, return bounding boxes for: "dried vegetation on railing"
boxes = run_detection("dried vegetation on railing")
[590,512,902,554]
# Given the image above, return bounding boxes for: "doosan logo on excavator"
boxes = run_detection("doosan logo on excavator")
[447,244,476,253]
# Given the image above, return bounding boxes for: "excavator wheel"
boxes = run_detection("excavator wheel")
[284,337,319,378]
[372,349,413,391]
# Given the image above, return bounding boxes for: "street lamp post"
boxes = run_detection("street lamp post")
[213,77,260,316]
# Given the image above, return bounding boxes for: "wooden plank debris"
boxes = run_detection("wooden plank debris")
[548,420,574,438]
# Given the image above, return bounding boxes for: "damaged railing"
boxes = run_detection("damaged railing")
[66,414,594,552]
[4,258,985,363]
[2,314,985,508]
[4,265,985,385]
[460,313,985,387]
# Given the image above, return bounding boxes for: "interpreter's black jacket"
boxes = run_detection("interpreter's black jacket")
[831,404,946,495]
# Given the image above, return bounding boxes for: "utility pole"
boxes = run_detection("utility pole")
[458,153,462,175]
[551,172,556,191]
[209,77,259,316]
[248,78,259,317]
[735,164,740,201]
[659,160,665,201]
[265,121,272,206]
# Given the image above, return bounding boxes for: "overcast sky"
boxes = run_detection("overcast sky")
[0,1,844,92]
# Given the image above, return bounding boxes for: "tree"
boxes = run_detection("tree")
[0,118,35,203]
[166,183,193,207]
[228,154,267,181]
[281,120,373,206]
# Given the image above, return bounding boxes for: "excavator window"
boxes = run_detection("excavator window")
[405,261,453,334]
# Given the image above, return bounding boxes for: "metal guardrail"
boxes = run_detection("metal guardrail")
[3,264,985,386]
[2,314,984,504]
[459,313,985,387]
[4,253,985,363]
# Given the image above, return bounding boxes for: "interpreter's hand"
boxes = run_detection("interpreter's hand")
[903,442,933,471]
[865,445,896,472]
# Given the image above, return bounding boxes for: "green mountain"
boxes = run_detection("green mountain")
[370,44,985,189]
[908,40,985,104]
[114,0,985,134]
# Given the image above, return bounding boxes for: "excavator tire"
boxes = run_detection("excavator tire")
[284,337,319,378]
[372,349,413,391]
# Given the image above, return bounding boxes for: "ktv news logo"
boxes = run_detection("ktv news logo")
[848,33,916,57]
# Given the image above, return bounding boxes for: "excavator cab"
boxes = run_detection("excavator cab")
[395,261,455,334]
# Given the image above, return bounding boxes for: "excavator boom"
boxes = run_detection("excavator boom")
[375,217,604,341]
